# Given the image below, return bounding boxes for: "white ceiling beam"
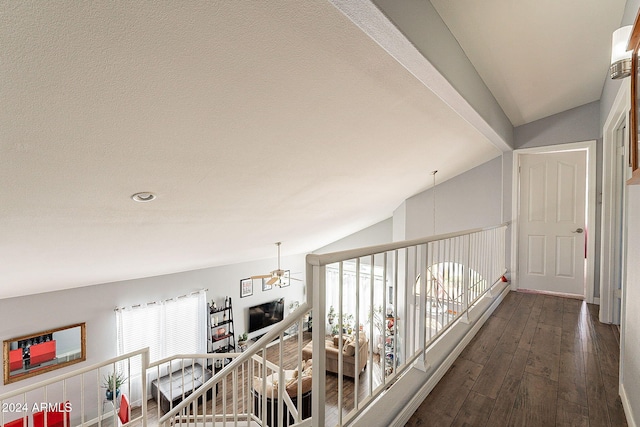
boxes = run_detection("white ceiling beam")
[329,0,514,152]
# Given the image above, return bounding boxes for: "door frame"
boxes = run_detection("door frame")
[601,82,630,323]
[510,140,597,303]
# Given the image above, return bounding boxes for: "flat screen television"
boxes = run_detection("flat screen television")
[248,298,285,333]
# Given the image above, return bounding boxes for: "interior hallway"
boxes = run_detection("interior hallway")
[406,291,627,426]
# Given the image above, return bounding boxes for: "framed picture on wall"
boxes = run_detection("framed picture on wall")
[240,278,253,298]
[279,270,290,287]
[262,278,272,291]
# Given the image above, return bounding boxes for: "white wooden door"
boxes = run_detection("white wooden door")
[518,151,587,296]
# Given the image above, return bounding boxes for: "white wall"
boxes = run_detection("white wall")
[392,201,407,241]
[622,185,640,426]
[514,101,600,149]
[603,2,640,424]
[313,218,392,254]
[614,5,640,421]
[0,254,305,396]
[401,156,504,239]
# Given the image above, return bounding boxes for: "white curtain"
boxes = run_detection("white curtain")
[115,290,207,405]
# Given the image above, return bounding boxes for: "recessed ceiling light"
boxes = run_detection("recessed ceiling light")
[131,192,156,202]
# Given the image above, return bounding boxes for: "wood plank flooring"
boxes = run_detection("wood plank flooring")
[407,291,627,427]
[117,332,375,427]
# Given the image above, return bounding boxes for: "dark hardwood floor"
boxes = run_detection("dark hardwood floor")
[407,291,627,427]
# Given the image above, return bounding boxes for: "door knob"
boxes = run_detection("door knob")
[572,228,584,234]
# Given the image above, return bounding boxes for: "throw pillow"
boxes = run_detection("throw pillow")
[253,376,276,397]
[343,338,356,357]
[285,376,312,397]
[302,365,312,377]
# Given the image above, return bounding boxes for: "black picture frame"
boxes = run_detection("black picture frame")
[240,278,253,298]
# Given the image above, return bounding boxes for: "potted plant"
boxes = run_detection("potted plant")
[343,313,354,334]
[103,371,126,401]
[328,306,336,325]
[331,324,340,336]
[238,332,248,346]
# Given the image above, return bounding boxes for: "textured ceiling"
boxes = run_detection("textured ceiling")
[2,0,626,299]
[0,1,501,298]
[431,0,626,126]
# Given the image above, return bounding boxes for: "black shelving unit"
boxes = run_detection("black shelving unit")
[208,298,236,355]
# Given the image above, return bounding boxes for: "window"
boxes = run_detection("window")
[326,261,386,348]
[115,290,207,403]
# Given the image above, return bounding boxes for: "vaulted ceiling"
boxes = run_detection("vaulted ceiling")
[0,1,626,299]
[430,0,626,126]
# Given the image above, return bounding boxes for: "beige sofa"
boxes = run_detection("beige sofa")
[252,364,313,425]
[302,335,367,378]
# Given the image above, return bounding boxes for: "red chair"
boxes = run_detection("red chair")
[4,418,28,427]
[32,403,70,427]
[9,349,23,371]
[29,341,56,366]
[118,394,129,425]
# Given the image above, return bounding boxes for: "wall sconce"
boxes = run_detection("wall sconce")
[610,25,633,79]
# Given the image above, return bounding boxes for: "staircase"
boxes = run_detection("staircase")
[0,223,509,427]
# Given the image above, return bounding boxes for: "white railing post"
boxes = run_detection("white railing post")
[392,250,399,374]
[486,228,495,298]
[141,349,148,427]
[310,261,326,427]
[354,257,360,411]
[368,254,375,398]
[381,252,387,383]
[419,243,429,371]
[461,234,471,324]
[337,261,344,422]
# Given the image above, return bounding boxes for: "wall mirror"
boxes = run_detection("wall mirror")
[3,323,86,384]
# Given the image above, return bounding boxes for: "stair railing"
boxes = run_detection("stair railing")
[0,348,149,427]
[157,305,314,427]
[146,353,242,421]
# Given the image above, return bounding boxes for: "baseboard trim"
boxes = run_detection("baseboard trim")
[621,382,637,427]
[516,288,585,300]
[390,283,510,426]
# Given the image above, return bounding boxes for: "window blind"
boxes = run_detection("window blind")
[115,290,207,403]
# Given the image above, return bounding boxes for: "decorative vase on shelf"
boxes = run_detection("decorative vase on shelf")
[238,333,248,348]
